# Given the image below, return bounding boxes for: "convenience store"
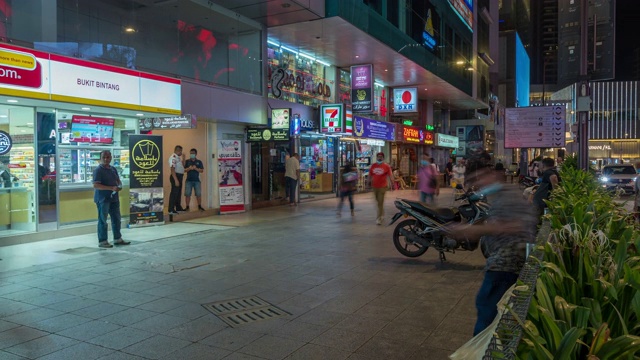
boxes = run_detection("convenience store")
[0,43,180,240]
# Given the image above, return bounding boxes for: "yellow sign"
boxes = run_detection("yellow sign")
[132,139,160,170]
[0,49,37,70]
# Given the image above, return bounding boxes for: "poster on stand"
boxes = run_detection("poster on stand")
[218,140,245,214]
[129,135,164,225]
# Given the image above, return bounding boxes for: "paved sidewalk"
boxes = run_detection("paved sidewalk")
[0,188,485,360]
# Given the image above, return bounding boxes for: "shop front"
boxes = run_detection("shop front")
[0,43,180,239]
[352,115,395,191]
[393,125,434,178]
[584,141,640,170]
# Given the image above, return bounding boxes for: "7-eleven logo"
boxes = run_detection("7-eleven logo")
[321,104,343,133]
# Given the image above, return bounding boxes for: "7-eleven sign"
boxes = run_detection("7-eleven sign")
[320,104,344,133]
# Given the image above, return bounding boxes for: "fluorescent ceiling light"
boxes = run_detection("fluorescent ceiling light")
[298,52,315,61]
[7,99,18,103]
[81,107,91,110]
[267,40,280,47]
[280,46,297,54]
[136,113,144,116]
[316,59,330,67]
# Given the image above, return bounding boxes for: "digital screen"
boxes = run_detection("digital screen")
[70,115,114,144]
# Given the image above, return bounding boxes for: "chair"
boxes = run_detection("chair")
[410,175,418,189]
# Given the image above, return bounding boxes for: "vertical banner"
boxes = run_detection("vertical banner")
[350,64,373,112]
[129,135,164,225]
[218,140,245,214]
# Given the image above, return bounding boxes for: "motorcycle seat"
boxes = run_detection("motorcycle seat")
[403,200,457,221]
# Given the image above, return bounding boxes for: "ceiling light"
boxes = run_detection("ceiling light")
[407,80,410,83]
[81,107,91,110]
[124,27,136,33]
[27,123,33,125]
[0,115,7,118]
[424,88,428,90]
[136,113,144,116]
[385,69,388,72]
[456,60,465,65]
[7,99,18,103]
[466,66,474,71]
[355,55,359,58]
[20,130,26,133]
[315,59,330,67]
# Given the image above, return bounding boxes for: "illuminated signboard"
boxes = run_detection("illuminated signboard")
[320,104,344,133]
[448,0,473,32]
[400,125,434,144]
[435,133,459,148]
[271,108,291,130]
[403,119,414,126]
[393,88,418,113]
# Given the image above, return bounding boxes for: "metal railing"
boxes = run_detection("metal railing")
[482,222,551,359]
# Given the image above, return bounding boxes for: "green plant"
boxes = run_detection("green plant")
[516,167,640,359]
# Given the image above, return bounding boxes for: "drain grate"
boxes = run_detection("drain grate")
[202,296,290,327]
[55,247,102,255]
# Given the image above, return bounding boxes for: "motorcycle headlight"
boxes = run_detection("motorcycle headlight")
[600,177,609,182]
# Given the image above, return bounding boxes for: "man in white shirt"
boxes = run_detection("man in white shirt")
[168,145,185,214]
[285,153,300,206]
[452,158,466,188]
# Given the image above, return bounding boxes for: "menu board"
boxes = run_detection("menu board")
[505,106,566,148]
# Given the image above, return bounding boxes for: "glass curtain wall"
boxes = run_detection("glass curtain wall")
[0,0,262,94]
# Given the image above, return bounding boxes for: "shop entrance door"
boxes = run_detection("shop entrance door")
[36,110,58,230]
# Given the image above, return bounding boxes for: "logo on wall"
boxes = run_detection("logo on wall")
[393,88,418,112]
[270,68,285,99]
[354,117,364,137]
[320,104,343,133]
[0,130,12,155]
[132,139,160,170]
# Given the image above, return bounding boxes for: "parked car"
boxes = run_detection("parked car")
[599,164,637,194]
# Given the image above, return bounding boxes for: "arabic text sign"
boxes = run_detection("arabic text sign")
[352,116,395,141]
[504,106,566,149]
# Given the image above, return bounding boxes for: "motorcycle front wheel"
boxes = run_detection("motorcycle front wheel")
[392,219,429,257]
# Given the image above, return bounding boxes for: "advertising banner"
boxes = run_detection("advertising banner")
[70,116,114,144]
[456,125,485,157]
[246,128,289,142]
[271,108,291,130]
[218,140,245,213]
[353,116,395,141]
[129,135,164,225]
[504,106,566,148]
[398,125,434,144]
[350,64,373,112]
[393,88,418,113]
[320,104,344,133]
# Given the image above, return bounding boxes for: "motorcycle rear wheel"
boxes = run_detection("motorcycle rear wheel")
[392,219,429,257]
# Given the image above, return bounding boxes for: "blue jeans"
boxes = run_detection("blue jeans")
[286,176,298,204]
[97,201,122,243]
[473,270,519,335]
[338,190,354,210]
[420,191,434,203]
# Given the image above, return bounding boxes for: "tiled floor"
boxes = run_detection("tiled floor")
[0,188,487,359]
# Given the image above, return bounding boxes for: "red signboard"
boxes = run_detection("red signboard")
[0,62,43,88]
[398,125,434,144]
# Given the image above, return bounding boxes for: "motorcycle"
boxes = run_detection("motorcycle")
[388,185,493,261]
[518,175,536,189]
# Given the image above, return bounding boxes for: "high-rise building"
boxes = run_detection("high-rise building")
[531,0,558,86]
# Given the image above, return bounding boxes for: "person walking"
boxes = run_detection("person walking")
[417,155,439,203]
[369,152,393,225]
[337,163,358,216]
[447,158,536,335]
[184,148,205,211]
[444,158,453,186]
[93,150,130,248]
[285,153,300,206]
[168,145,185,215]
[635,162,640,223]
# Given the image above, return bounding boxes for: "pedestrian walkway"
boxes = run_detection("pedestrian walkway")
[0,188,486,360]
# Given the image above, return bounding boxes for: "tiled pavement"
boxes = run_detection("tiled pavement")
[0,189,486,359]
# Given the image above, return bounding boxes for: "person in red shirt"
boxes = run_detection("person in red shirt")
[369,152,393,225]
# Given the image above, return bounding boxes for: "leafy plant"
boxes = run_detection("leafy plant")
[516,167,640,359]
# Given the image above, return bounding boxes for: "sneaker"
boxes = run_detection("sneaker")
[114,239,131,246]
[184,206,190,212]
[351,209,355,216]
[168,211,178,215]
[198,206,205,211]
[376,217,382,225]
[336,211,341,217]
[99,241,113,248]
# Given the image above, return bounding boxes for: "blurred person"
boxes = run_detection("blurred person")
[448,157,537,335]
[635,162,640,223]
[452,158,466,187]
[337,163,358,216]
[369,152,393,225]
[444,158,454,186]
[0,157,18,188]
[417,154,439,203]
[93,150,130,248]
[184,148,205,211]
[284,152,291,201]
[531,158,560,223]
[168,145,185,215]
[285,153,300,206]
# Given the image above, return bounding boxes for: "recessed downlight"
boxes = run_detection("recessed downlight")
[81,107,91,110]
[136,113,144,116]
[7,99,18,103]
[0,115,7,118]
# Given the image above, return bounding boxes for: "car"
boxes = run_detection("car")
[599,164,638,194]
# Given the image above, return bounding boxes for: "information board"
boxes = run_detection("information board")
[504,106,566,149]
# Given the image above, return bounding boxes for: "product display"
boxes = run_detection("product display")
[9,146,35,190]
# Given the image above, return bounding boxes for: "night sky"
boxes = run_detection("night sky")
[615,1,640,80]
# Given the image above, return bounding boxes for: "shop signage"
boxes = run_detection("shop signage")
[393,88,418,113]
[139,115,196,130]
[271,108,290,130]
[361,139,385,146]
[0,43,181,115]
[422,5,439,50]
[0,130,12,155]
[320,104,344,133]
[299,117,317,132]
[246,128,289,142]
[426,124,435,131]
[399,125,434,144]
[505,106,566,148]
[344,109,353,135]
[436,133,459,148]
[448,0,473,31]
[350,64,373,112]
[589,144,612,151]
[353,116,395,141]
[218,140,245,214]
[129,135,164,225]
[402,120,414,126]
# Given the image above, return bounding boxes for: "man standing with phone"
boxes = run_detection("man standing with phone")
[93,150,130,248]
[184,148,205,211]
